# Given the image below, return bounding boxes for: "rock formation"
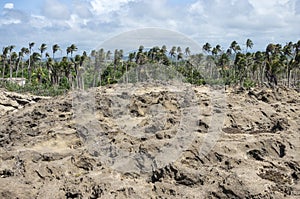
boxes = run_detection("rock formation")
[0,84,299,198]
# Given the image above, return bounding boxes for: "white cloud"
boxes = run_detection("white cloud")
[1,0,300,53]
[73,0,92,18]
[0,5,29,26]
[4,3,14,9]
[296,0,300,14]
[186,0,300,49]
[90,0,136,15]
[188,1,204,14]
[42,0,70,20]
[29,15,52,28]
[66,14,90,30]
[0,18,20,25]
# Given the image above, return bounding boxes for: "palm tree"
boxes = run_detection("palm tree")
[69,44,77,58]
[216,45,222,53]
[45,53,54,84]
[31,52,42,73]
[202,43,214,78]
[24,51,40,83]
[234,52,247,85]
[113,49,119,71]
[8,45,15,80]
[202,42,212,54]
[161,45,167,54]
[246,39,253,52]
[28,42,35,65]
[129,52,135,62]
[73,54,81,88]
[51,63,61,86]
[282,42,294,87]
[20,47,29,78]
[176,46,182,63]
[91,49,99,87]
[119,49,124,61]
[136,46,146,65]
[2,47,9,78]
[253,51,264,85]
[38,43,47,79]
[147,46,158,62]
[230,41,241,54]
[15,47,26,78]
[212,45,222,57]
[176,46,182,54]
[235,51,254,86]
[292,40,300,86]
[27,42,35,82]
[136,51,147,65]
[66,46,72,58]
[266,43,276,61]
[218,53,230,81]
[39,43,47,60]
[106,50,112,62]
[211,45,222,78]
[265,43,283,86]
[15,51,22,78]
[185,47,191,56]
[150,46,160,62]
[60,56,72,85]
[98,48,105,63]
[138,45,144,53]
[52,44,60,60]
[9,52,18,80]
[177,52,184,61]
[77,52,87,89]
[169,46,177,61]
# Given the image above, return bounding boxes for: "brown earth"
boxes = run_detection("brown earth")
[0,83,299,198]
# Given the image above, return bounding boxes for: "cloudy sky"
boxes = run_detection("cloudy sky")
[0,0,300,54]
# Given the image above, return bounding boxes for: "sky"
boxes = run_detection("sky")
[0,0,300,55]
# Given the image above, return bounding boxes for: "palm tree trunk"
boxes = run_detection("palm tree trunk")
[126,64,128,84]
[28,68,32,83]
[261,61,266,87]
[136,67,139,82]
[9,64,13,80]
[93,73,97,87]
[256,70,259,86]
[28,56,32,83]
[15,59,21,78]
[9,57,12,81]
[81,75,84,90]
[287,65,290,88]
[100,70,102,86]
[21,61,24,78]
[293,69,297,87]
[209,62,213,78]
[2,60,6,78]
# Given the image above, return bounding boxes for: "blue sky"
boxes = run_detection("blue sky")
[1,0,300,55]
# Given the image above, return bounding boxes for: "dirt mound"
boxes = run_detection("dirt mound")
[0,84,299,198]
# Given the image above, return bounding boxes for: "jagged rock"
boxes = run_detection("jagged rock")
[0,84,299,198]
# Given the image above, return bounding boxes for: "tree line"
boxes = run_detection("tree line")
[0,39,299,95]
[201,39,300,88]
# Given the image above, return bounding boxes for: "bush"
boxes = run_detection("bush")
[243,78,256,89]
[0,81,68,96]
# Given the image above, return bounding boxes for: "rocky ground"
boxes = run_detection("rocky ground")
[0,83,299,198]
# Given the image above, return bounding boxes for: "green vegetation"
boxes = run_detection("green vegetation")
[1,40,300,96]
